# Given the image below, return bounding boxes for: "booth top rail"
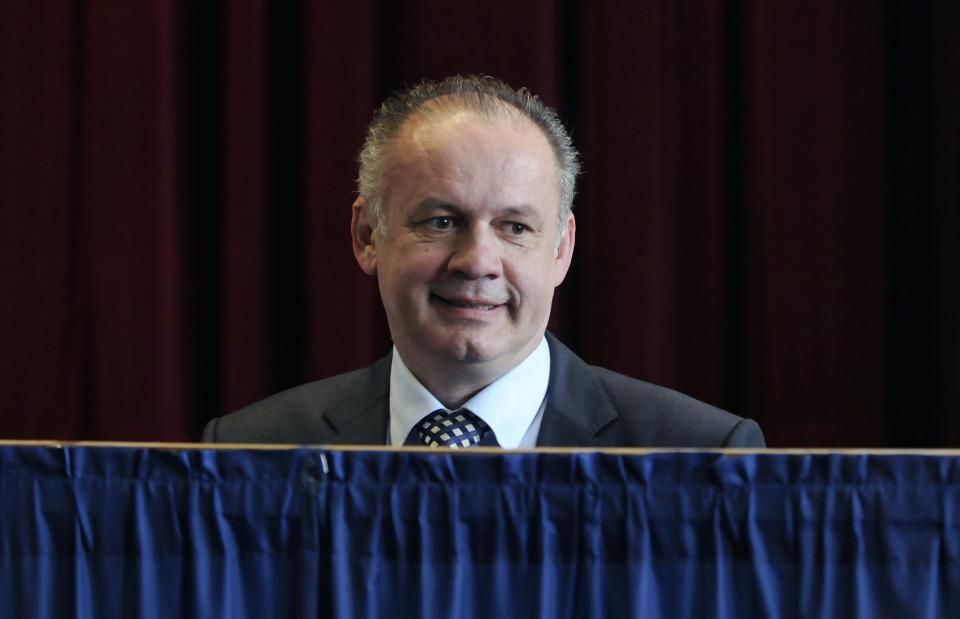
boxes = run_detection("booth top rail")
[2,439,960,455]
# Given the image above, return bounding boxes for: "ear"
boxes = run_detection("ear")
[351,196,378,275]
[552,212,576,286]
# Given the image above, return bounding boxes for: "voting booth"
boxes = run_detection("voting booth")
[1,443,957,617]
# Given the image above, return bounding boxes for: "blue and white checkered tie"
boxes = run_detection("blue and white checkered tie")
[413,408,495,448]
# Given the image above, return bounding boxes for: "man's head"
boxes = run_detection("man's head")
[358,75,579,238]
[350,75,579,400]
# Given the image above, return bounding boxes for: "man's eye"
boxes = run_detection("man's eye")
[507,223,529,235]
[428,216,456,230]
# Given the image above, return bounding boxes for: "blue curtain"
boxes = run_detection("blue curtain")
[1,446,958,618]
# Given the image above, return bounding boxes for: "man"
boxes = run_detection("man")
[202,75,764,448]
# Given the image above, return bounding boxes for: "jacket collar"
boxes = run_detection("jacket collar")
[319,353,392,445]
[535,333,619,447]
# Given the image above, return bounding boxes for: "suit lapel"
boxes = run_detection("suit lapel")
[536,333,619,447]
[318,353,392,445]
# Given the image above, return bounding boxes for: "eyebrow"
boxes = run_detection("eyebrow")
[414,198,457,213]
[498,205,540,219]
[414,199,542,220]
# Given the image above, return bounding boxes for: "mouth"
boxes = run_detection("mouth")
[431,293,503,311]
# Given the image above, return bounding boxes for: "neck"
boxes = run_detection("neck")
[397,353,507,410]
[394,337,546,409]
[412,363,495,410]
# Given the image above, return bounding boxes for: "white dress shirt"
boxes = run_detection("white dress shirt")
[388,337,550,448]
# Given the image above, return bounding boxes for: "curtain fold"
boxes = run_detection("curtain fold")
[1,2,956,445]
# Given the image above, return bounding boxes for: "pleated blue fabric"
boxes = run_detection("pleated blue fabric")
[1,445,958,618]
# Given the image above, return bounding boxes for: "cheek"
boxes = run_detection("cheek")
[405,246,448,276]
[510,258,557,302]
[381,249,441,296]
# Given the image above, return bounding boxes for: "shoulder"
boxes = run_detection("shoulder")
[201,363,386,443]
[544,333,764,447]
[590,365,765,447]
[591,366,764,447]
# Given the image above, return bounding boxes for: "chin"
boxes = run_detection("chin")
[431,335,501,364]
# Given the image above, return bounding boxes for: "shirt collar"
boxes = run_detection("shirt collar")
[389,337,551,448]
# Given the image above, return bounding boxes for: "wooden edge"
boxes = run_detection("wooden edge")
[1,440,960,456]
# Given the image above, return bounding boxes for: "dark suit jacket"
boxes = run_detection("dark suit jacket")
[202,333,765,447]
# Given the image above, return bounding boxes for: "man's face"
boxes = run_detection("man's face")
[352,108,575,382]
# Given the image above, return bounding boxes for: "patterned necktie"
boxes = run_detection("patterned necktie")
[413,408,495,448]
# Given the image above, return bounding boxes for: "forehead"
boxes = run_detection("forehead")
[383,106,559,212]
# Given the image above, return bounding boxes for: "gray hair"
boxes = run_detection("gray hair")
[357,75,580,234]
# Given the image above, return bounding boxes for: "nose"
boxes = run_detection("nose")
[446,226,502,280]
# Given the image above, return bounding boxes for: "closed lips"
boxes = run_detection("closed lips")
[431,294,503,310]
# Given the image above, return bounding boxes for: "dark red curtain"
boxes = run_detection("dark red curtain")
[2,2,957,446]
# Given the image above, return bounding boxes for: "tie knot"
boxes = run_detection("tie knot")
[414,408,492,448]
